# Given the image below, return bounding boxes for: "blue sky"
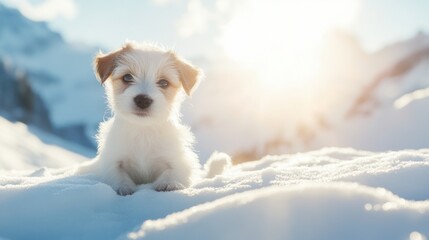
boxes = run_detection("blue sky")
[1,0,429,57]
[351,0,429,51]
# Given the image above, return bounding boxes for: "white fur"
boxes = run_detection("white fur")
[78,43,200,195]
[89,117,198,195]
[204,152,232,178]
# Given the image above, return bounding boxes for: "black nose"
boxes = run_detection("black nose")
[134,94,153,110]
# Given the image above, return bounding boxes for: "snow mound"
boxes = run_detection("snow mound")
[129,183,429,240]
[1,142,429,239]
[0,117,86,170]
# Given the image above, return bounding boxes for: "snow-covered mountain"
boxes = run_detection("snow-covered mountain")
[347,32,429,118]
[0,59,51,130]
[0,3,61,56]
[0,3,104,153]
[321,33,429,151]
[185,31,429,162]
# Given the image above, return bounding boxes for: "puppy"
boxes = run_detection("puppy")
[80,42,201,195]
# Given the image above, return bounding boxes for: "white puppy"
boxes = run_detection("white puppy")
[79,42,203,195]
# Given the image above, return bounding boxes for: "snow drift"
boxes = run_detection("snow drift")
[0,117,86,170]
[1,118,428,239]
[130,183,429,240]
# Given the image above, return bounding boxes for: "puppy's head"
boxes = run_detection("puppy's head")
[94,42,201,124]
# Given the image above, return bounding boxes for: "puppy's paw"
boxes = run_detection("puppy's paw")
[153,181,185,192]
[115,183,137,196]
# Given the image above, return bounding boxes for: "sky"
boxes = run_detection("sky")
[1,0,429,58]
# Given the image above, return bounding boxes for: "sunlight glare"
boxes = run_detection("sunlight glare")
[220,0,360,91]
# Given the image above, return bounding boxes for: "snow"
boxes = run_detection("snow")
[129,183,429,240]
[1,117,429,240]
[395,87,429,109]
[0,117,86,170]
[322,94,429,152]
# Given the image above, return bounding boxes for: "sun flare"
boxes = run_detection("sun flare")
[220,0,360,91]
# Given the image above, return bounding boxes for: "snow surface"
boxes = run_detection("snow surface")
[0,117,86,170]
[1,117,429,240]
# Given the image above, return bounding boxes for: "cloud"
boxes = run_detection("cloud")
[175,0,256,39]
[176,0,210,38]
[3,0,77,21]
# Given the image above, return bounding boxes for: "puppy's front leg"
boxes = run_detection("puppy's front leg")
[105,161,137,196]
[152,167,191,192]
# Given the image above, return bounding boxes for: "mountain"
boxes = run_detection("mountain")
[186,31,429,162]
[347,32,429,118]
[0,4,61,56]
[0,3,105,153]
[310,32,429,152]
[0,59,52,130]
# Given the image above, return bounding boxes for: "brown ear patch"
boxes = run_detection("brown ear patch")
[94,51,118,84]
[94,44,134,84]
[170,52,202,96]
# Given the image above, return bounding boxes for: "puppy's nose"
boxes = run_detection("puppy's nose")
[134,94,153,110]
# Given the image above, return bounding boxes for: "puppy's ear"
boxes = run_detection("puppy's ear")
[94,51,118,84]
[171,53,202,96]
[94,44,133,84]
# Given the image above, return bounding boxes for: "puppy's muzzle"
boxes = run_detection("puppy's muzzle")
[134,94,153,110]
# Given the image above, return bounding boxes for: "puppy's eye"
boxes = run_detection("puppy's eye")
[122,74,134,83]
[157,79,169,89]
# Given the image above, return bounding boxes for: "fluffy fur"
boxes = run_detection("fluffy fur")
[78,42,202,195]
